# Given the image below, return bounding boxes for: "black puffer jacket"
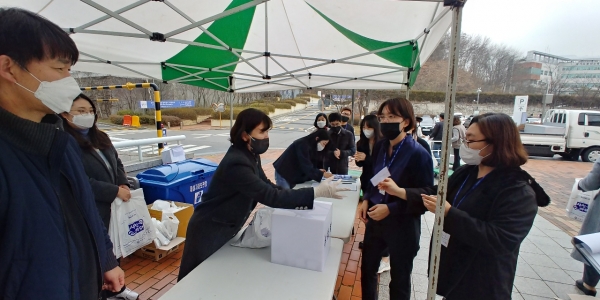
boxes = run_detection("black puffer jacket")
[405,165,549,300]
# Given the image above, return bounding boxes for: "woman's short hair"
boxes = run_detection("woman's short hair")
[377,98,416,133]
[471,113,528,168]
[230,108,272,146]
[313,113,330,128]
[453,115,462,126]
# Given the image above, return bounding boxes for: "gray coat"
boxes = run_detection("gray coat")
[80,146,129,229]
[572,160,600,263]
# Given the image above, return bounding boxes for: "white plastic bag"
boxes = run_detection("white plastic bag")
[108,202,121,258]
[231,208,274,248]
[112,189,156,257]
[566,179,599,221]
[162,212,179,240]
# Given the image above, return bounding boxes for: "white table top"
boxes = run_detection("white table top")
[159,237,344,300]
[294,180,361,243]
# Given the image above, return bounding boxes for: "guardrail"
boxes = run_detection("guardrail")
[112,135,187,162]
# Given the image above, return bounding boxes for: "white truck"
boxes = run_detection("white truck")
[520,109,600,162]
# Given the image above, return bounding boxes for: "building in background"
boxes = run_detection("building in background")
[512,50,600,96]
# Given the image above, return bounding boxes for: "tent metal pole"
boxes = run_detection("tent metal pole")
[427,2,464,300]
[229,77,235,128]
[308,73,406,85]
[351,90,355,127]
[163,0,265,77]
[265,1,269,77]
[269,57,309,88]
[419,3,441,59]
[312,69,405,88]
[406,86,410,100]
[81,0,152,35]
[78,51,161,80]
[164,0,267,38]
[76,0,148,30]
[413,7,451,42]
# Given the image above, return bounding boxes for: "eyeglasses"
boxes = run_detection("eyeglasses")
[377,114,403,123]
[462,139,488,148]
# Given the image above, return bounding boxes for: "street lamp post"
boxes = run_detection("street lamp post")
[476,87,482,110]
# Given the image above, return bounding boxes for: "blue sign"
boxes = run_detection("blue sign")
[140,100,195,109]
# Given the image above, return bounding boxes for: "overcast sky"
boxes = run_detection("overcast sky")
[461,0,600,59]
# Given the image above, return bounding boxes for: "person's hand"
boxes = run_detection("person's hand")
[323,172,333,178]
[119,185,130,191]
[367,204,390,221]
[103,266,125,292]
[377,178,399,195]
[358,200,369,224]
[319,169,327,173]
[314,177,350,199]
[334,149,341,159]
[117,187,131,202]
[422,194,451,216]
[354,152,366,162]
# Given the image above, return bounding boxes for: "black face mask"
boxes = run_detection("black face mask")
[330,125,341,134]
[250,136,269,155]
[341,116,350,123]
[380,123,402,140]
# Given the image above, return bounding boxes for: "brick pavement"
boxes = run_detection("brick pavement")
[120,149,594,299]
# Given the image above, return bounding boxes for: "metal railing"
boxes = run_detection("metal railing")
[112,135,187,162]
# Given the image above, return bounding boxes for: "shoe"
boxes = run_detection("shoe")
[378,260,391,274]
[576,279,597,296]
[106,287,139,300]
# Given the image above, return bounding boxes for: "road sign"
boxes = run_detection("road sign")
[512,95,529,125]
[140,100,195,109]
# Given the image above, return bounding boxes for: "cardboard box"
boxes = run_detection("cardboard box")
[136,237,185,261]
[271,201,332,272]
[147,201,193,238]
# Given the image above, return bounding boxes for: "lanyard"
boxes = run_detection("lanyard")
[382,136,406,169]
[453,173,487,208]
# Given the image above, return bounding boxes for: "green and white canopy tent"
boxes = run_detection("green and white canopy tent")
[2,1,468,299]
[3,0,452,92]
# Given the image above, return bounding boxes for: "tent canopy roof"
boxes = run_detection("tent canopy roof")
[2,0,452,92]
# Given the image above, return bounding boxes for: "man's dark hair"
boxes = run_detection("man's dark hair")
[230,108,272,147]
[328,112,342,123]
[439,113,445,119]
[61,94,113,151]
[0,8,79,68]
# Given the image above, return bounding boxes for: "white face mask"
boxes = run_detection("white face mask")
[71,113,95,129]
[317,121,326,128]
[363,129,374,139]
[459,143,490,165]
[16,72,82,114]
[317,142,326,152]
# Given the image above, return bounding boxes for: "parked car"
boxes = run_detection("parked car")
[463,115,474,128]
[420,115,434,136]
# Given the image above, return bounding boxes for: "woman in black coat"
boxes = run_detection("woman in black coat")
[273,129,333,189]
[354,114,382,192]
[178,108,347,281]
[61,94,138,300]
[378,113,551,300]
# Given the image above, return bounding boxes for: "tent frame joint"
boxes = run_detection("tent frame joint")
[150,32,166,42]
[263,52,271,57]
[262,75,272,80]
[444,0,466,8]
[161,62,166,70]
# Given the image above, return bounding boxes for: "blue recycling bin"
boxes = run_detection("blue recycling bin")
[136,158,218,207]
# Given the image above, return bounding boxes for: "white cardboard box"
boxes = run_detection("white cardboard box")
[161,146,186,164]
[271,201,332,272]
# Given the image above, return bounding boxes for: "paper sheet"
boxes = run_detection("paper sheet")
[370,167,391,186]
[576,232,600,253]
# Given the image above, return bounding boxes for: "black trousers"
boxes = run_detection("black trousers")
[583,264,600,287]
[452,148,460,171]
[361,215,420,300]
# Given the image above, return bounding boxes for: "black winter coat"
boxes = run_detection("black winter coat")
[405,165,550,300]
[325,128,354,175]
[355,141,374,193]
[273,135,324,188]
[80,146,129,229]
[178,145,314,280]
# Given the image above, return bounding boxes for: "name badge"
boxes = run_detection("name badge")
[441,231,450,247]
